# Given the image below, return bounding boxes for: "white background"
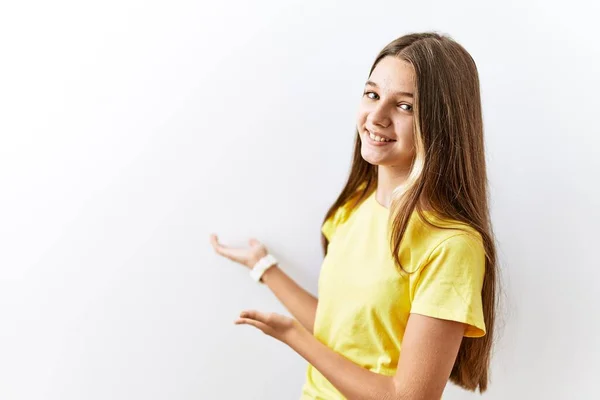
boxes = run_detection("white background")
[1,1,599,399]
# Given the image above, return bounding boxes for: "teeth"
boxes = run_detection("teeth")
[369,132,393,142]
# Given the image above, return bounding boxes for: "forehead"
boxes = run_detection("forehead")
[369,56,415,91]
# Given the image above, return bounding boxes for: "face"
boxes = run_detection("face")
[357,56,416,169]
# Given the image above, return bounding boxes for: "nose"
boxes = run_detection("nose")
[368,102,391,128]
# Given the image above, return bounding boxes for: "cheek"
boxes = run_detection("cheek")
[395,120,414,142]
[356,111,368,129]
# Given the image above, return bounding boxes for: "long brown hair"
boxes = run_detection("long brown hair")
[322,32,498,392]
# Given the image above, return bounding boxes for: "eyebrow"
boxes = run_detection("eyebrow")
[365,80,413,98]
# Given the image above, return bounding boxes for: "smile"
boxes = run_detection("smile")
[366,130,396,144]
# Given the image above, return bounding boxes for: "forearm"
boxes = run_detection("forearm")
[261,266,318,333]
[288,326,401,400]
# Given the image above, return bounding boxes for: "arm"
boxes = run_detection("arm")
[261,265,318,334]
[237,311,466,400]
[292,313,465,400]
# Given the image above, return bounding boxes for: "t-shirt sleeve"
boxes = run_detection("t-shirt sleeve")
[321,205,348,242]
[321,203,349,243]
[409,233,487,338]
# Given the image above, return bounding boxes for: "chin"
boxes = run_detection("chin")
[360,144,386,166]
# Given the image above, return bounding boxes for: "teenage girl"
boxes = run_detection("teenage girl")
[210,31,498,400]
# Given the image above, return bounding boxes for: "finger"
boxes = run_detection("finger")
[219,247,249,263]
[212,243,231,258]
[210,235,241,261]
[239,310,271,324]
[235,318,273,335]
[210,234,229,250]
[210,234,220,250]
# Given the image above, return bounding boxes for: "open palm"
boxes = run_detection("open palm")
[235,310,299,344]
[210,234,267,269]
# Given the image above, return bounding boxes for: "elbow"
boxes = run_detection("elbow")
[346,377,415,400]
[361,377,406,400]
[386,379,420,400]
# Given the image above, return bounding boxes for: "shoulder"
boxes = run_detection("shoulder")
[426,232,486,270]
[402,211,485,272]
[321,196,362,242]
[322,188,372,242]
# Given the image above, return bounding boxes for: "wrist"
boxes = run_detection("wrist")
[260,264,279,284]
[249,252,268,269]
[283,319,308,347]
[249,254,278,283]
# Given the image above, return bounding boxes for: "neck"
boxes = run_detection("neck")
[375,165,410,209]
[375,165,432,211]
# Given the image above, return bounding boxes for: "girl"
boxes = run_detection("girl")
[210,31,498,400]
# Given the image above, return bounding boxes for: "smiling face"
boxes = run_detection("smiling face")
[357,56,416,169]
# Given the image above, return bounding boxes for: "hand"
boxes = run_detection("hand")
[235,310,302,345]
[210,234,268,269]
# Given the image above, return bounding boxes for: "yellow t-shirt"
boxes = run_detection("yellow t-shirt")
[300,190,486,399]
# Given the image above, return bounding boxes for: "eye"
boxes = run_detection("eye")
[398,103,413,112]
[364,91,379,100]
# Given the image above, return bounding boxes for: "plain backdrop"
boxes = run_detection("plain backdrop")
[1,1,599,399]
